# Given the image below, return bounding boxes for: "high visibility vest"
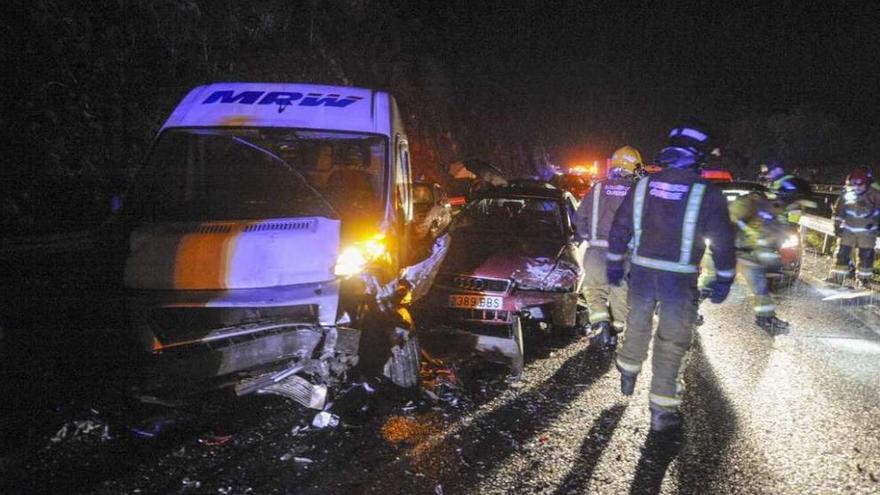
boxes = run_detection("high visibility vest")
[631,178,706,274]
[771,174,795,192]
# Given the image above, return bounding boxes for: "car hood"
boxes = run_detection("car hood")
[441,232,566,280]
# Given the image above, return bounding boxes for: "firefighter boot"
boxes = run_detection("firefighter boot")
[649,405,683,433]
[756,315,789,333]
[589,321,610,346]
[616,363,637,396]
[605,325,619,350]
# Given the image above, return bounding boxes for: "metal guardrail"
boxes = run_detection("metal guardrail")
[810,183,844,195]
[798,213,880,250]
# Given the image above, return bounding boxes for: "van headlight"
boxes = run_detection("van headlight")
[781,234,799,249]
[334,234,387,277]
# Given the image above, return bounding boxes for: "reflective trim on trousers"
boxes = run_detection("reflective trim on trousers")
[857,270,874,277]
[589,239,609,247]
[649,393,682,408]
[830,266,849,274]
[616,357,641,374]
[753,304,775,315]
[607,252,625,261]
[589,311,610,323]
[715,269,735,279]
[612,321,625,330]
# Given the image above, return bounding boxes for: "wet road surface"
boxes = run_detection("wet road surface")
[2,254,879,494]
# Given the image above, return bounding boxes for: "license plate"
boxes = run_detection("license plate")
[448,294,504,310]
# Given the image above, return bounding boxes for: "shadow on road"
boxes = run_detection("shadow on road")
[551,402,628,495]
[674,335,742,493]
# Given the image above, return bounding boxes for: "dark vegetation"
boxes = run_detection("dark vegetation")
[0,0,552,236]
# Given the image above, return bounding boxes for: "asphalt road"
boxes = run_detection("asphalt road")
[2,256,879,494]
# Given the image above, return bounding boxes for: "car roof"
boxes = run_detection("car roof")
[474,180,567,200]
[715,181,767,192]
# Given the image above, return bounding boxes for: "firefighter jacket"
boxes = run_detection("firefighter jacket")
[833,188,880,234]
[728,193,782,249]
[573,176,634,247]
[607,168,737,280]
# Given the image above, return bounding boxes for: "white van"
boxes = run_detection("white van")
[122,83,423,397]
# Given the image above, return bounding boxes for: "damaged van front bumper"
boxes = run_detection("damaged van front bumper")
[127,280,357,394]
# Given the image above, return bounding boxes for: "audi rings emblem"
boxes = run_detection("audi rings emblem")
[454,276,486,291]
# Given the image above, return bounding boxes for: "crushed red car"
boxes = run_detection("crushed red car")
[417,180,586,374]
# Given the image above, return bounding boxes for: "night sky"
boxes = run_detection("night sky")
[404,1,880,164]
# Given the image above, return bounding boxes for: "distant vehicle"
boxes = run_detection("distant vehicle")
[550,172,591,199]
[120,83,424,396]
[412,181,453,240]
[419,180,586,375]
[714,181,801,289]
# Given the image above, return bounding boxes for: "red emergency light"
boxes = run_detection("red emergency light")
[701,169,733,182]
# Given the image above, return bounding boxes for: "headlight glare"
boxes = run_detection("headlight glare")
[781,234,799,249]
[334,234,387,277]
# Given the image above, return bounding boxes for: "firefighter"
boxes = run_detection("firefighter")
[829,168,880,284]
[728,189,791,332]
[607,120,737,432]
[574,145,642,349]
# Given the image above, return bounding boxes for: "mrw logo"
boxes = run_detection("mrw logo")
[202,90,364,112]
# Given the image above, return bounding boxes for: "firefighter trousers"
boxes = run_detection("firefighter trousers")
[738,257,774,317]
[616,267,699,412]
[582,246,629,330]
[833,232,876,280]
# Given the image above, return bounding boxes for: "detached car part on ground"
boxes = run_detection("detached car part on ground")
[120,83,438,405]
[417,181,586,375]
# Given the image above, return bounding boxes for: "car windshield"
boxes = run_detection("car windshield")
[127,128,387,222]
[451,196,564,237]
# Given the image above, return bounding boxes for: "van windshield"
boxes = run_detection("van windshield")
[128,128,387,223]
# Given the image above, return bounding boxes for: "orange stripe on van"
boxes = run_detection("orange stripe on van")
[173,232,237,289]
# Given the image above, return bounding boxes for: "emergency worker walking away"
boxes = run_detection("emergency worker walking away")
[728,189,790,332]
[573,146,642,349]
[606,121,737,432]
[829,168,880,284]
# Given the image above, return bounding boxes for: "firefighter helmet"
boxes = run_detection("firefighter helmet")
[655,119,717,168]
[610,146,642,176]
[846,168,873,194]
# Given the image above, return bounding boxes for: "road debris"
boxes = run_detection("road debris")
[50,418,111,444]
[311,411,339,429]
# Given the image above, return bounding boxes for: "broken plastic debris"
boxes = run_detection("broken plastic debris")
[181,477,201,489]
[199,431,233,446]
[311,411,339,429]
[50,419,111,443]
[131,412,188,439]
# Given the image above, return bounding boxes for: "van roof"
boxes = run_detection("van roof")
[161,83,392,135]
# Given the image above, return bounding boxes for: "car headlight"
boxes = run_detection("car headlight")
[781,234,799,249]
[334,234,387,277]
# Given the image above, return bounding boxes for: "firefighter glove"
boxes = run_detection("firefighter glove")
[708,277,734,304]
[607,260,625,286]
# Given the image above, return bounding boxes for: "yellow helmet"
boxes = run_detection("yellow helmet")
[610,146,643,174]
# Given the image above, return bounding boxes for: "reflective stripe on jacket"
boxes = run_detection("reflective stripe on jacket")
[607,168,737,278]
[574,177,633,246]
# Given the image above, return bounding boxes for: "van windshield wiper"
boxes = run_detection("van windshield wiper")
[232,136,339,218]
